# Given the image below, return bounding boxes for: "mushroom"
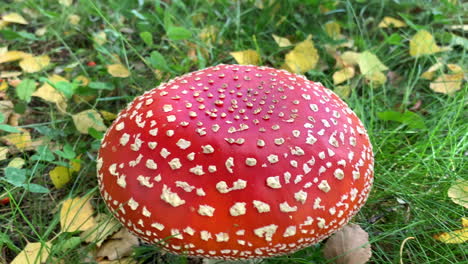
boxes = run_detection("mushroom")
[97,64,374,259]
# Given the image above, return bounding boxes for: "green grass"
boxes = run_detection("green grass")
[1,0,467,263]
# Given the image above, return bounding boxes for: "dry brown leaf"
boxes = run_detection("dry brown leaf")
[448,180,467,208]
[230,49,260,65]
[19,55,50,73]
[0,100,14,123]
[284,36,319,74]
[11,242,51,264]
[323,224,372,264]
[2,13,28,25]
[429,73,464,95]
[333,67,355,85]
[107,64,130,78]
[81,214,121,247]
[0,51,31,64]
[1,129,32,151]
[272,34,292,47]
[98,258,137,264]
[32,75,68,113]
[72,109,107,134]
[409,30,442,57]
[96,228,139,261]
[60,196,97,233]
[378,17,406,28]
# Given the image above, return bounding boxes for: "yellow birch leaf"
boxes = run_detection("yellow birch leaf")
[107,64,130,78]
[0,81,8,91]
[81,214,121,247]
[0,146,8,161]
[72,109,107,134]
[230,49,260,65]
[447,64,463,74]
[7,157,25,168]
[0,71,22,78]
[284,36,319,74]
[365,70,387,86]
[429,73,464,95]
[68,14,81,25]
[2,13,28,25]
[338,51,360,68]
[60,196,97,233]
[409,30,442,57]
[334,85,351,99]
[1,130,32,151]
[49,166,72,189]
[19,55,50,73]
[93,31,107,45]
[74,75,90,86]
[272,34,292,47]
[35,27,47,36]
[32,75,68,113]
[378,17,407,28]
[433,218,468,244]
[11,242,51,264]
[59,0,73,6]
[100,110,117,121]
[448,180,467,208]
[0,51,31,64]
[421,61,444,80]
[333,66,355,85]
[0,20,9,30]
[325,21,341,39]
[358,51,388,75]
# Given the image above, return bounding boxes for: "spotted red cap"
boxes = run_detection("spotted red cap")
[97,64,374,259]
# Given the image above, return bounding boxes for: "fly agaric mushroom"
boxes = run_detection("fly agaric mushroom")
[97,64,374,259]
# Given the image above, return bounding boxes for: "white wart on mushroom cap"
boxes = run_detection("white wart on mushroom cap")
[97,64,374,260]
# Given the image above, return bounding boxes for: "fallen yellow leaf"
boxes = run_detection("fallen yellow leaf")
[325,21,341,39]
[272,34,292,47]
[429,73,464,95]
[11,242,51,264]
[2,13,28,25]
[421,61,444,80]
[32,75,68,113]
[93,31,107,45]
[72,109,107,134]
[60,196,97,233]
[448,180,467,208]
[0,80,7,91]
[19,55,50,73]
[7,157,25,168]
[0,146,8,161]
[59,0,73,6]
[0,51,31,64]
[98,258,138,264]
[337,51,360,68]
[358,51,388,75]
[1,130,32,151]
[107,64,130,78]
[284,36,319,74]
[334,85,351,99]
[434,218,468,244]
[100,110,117,121]
[365,70,387,86]
[50,166,72,189]
[333,66,355,85]
[378,16,407,28]
[409,30,442,57]
[230,49,260,65]
[68,14,81,25]
[35,27,47,36]
[81,214,121,247]
[0,20,9,30]
[0,71,22,78]
[74,75,90,86]
[447,64,463,74]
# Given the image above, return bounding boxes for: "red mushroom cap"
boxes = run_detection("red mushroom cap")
[97,64,374,260]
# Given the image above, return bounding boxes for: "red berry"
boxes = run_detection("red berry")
[87,61,97,67]
[0,197,10,205]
